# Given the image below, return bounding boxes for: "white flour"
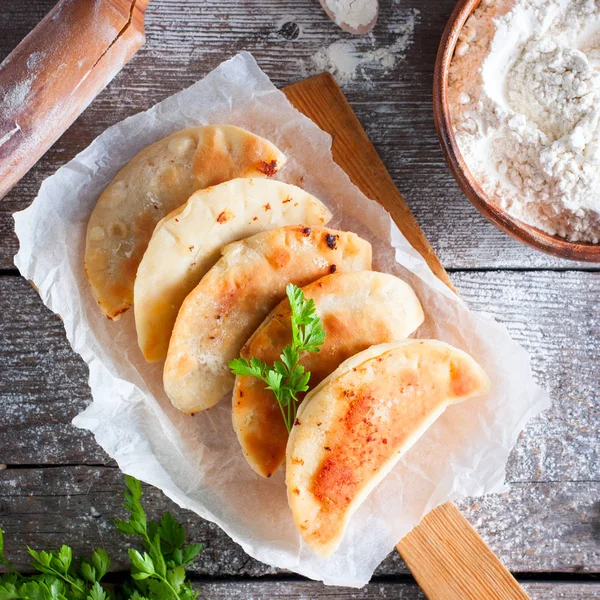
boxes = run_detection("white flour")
[2,76,33,112]
[449,0,600,243]
[324,0,378,30]
[311,11,419,85]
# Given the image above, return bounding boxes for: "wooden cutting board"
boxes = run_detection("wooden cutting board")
[283,73,529,600]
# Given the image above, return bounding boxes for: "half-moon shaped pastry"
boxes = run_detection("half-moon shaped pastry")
[233,271,424,477]
[85,125,286,320]
[164,225,372,414]
[286,339,490,556]
[135,179,332,362]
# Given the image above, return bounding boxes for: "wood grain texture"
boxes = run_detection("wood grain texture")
[397,503,529,600]
[1,0,599,270]
[0,467,598,576]
[191,582,600,599]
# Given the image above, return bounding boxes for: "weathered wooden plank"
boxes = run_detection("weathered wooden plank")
[0,466,598,575]
[452,270,600,485]
[0,0,54,55]
[1,271,598,484]
[0,276,110,466]
[198,582,600,599]
[192,581,600,599]
[1,269,598,575]
[2,0,599,270]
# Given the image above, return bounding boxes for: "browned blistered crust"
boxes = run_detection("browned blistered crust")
[257,159,279,176]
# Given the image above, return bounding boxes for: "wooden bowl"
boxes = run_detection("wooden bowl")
[433,0,600,262]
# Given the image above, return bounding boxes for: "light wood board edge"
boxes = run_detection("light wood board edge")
[397,503,530,600]
[283,73,528,600]
[283,72,456,293]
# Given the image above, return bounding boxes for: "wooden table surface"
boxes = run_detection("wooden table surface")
[0,1,598,598]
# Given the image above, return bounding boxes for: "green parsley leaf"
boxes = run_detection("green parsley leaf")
[128,550,155,579]
[229,283,326,432]
[86,581,108,600]
[51,545,72,575]
[145,579,172,599]
[158,514,185,552]
[167,566,185,592]
[78,563,96,585]
[147,533,166,579]
[0,530,18,578]
[180,544,202,567]
[115,477,147,539]
[90,549,110,582]
[0,581,19,600]
[127,592,150,600]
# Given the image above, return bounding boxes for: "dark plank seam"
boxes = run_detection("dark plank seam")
[2,463,119,470]
[2,464,598,485]
[1,267,599,278]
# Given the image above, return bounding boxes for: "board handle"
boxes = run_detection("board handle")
[0,0,151,200]
[283,73,530,600]
[397,503,530,599]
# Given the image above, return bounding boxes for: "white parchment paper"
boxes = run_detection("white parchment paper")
[13,52,550,587]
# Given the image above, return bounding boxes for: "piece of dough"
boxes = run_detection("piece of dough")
[233,271,424,477]
[164,226,372,414]
[286,339,490,556]
[85,125,286,320]
[135,179,332,362]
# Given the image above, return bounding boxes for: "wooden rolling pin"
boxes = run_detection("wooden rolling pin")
[0,0,151,200]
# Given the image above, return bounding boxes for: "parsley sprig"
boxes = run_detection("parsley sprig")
[115,477,202,600]
[229,283,326,432]
[0,476,202,600]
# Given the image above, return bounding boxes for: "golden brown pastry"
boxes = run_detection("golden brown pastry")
[135,179,331,362]
[233,271,424,477]
[85,125,286,320]
[286,339,490,556]
[164,225,372,414]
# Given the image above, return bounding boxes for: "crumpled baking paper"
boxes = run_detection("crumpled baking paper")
[13,52,550,587]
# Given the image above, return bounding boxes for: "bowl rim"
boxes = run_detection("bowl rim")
[433,0,600,262]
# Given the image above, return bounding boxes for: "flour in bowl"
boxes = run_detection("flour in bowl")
[449,0,600,243]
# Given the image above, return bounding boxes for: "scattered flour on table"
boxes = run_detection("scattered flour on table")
[311,9,419,85]
[449,0,600,243]
[324,0,378,30]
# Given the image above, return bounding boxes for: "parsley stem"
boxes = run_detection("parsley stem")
[43,565,87,595]
[276,391,291,433]
[154,571,182,600]
[137,529,182,599]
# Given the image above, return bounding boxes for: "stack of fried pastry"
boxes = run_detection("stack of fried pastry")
[85,125,490,556]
